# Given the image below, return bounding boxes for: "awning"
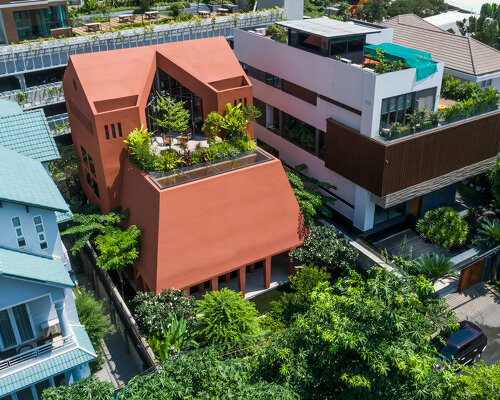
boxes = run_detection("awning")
[364,42,438,81]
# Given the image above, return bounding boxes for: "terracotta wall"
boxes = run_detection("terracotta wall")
[325,111,500,198]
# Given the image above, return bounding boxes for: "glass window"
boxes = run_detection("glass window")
[298,32,323,53]
[318,130,326,160]
[12,217,25,247]
[35,380,51,399]
[0,309,16,348]
[118,123,123,137]
[12,217,21,227]
[330,40,348,57]
[88,155,95,176]
[347,36,365,53]
[282,112,316,154]
[16,387,34,400]
[265,73,280,89]
[12,304,34,342]
[53,373,67,387]
[33,216,47,250]
[0,395,13,400]
[104,125,109,140]
[111,124,116,139]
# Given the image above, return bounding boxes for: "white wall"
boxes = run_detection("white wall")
[0,202,69,268]
[256,0,303,20]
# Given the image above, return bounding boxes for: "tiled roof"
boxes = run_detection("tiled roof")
[0,99,22,118]
[71,325,96,356]
[382,14,500,76]
[56,209,74,224]
[0,247,74,288]
[0,145,69,212]
[0,330,95,396]
[0,107,60,163]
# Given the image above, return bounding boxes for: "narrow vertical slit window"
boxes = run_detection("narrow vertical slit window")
[118,122,123,137]
[111,124,116,139]
[104,125,110,140]
[33,216,48,250]
[12,217,26,247]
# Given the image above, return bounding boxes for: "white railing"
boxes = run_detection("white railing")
[0,81,64,109]
[46,112,70,136]
[0,335,75,371]
[0,9,285,76]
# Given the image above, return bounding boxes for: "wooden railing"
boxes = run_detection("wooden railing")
[0,335,75,372]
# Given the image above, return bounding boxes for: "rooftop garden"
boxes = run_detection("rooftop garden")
[124,99,263,185]
[380,74,500,140]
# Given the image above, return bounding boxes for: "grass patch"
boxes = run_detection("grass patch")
[250,284,290,315]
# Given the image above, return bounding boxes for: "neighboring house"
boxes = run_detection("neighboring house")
[0,146,95,400]
[423,11,478,35]
[445,0,492,14]
[382,14,500,90]
[233,17,500,233]
[63,37,303,296]
[0,0,71,44]
[0,145,71,269]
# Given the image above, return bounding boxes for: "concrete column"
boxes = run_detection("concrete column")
[224,273,231,283]
[238,266,246,297]
[288,248,296,276]
[72,366,82,381]
[197,283,205,294]
[16,74,27,90]
[210,277,218,292]
[353,185,375,232]
[55,301,72,337]
[248,264,255,273]
[263,256,271,289]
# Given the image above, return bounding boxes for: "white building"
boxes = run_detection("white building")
[424,11,478,35]
[234,17,500,233]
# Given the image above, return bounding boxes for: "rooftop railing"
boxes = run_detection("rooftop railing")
[149,148,273,190]
[46,112,70,136]
[0,9,285,76]
[0,335,75,373]
[0,81,64,110]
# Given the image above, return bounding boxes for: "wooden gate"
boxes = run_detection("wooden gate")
[458,259,485,292]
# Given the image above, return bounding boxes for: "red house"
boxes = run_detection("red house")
[63,37,303,295]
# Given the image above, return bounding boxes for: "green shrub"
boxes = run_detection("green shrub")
[266,24,287,43]
[131,288,195,338]
[291,226,358,275]
[416,207,469,250]
[488,156,500,206]
[147,316,197,361]
[475,219,500,249]
[411,253,456,283]
[74,288,110,370]
[42,376,113,400]
[195,288,261,347]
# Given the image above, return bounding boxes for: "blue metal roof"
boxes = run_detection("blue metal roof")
[0,107,60,163]
[0,336,95,396]
[0,99,22,118]
[0,247,74,288]
[71,325,96,356]
[56,209,74,224]
[0,145,69,212]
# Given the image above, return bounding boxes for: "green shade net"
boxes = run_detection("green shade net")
[364,43,438,81]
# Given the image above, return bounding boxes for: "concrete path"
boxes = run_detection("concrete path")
[445,283,500,366]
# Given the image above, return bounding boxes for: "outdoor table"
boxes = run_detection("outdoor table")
[198,10,210,17]
[217,8,229,15]
[145,10,159,19]
[118,14,134,23]
[84,22,101,32]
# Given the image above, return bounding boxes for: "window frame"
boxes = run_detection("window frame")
[33,215,48,250]
[11,216,26,248]
[0,304,35,351]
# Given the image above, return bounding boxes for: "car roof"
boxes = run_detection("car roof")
[447,327,482,348]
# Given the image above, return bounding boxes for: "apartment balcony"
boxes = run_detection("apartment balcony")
[0,334,75,373]
[0,82,64,110]
[324,108,500,208]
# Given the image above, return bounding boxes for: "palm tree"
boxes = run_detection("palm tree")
[475,219,500,282]
[412,253,456,284]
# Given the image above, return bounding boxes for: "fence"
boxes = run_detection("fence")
[0,81,64,110]
[77,242,158,372]
[0,9,285,76]
[46,112,70,136]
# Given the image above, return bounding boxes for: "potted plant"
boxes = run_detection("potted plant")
[389,122,402,138]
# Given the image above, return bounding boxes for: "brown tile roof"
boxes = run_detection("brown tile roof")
[382,14,500,76]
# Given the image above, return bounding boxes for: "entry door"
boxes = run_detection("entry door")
[409,196,423,218]
[458,259,485,292]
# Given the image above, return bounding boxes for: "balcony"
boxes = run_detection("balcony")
[0,82,64,110]
[0,334,75,373]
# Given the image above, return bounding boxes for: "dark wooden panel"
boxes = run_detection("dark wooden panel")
[325,111,500,197]
[282,79,317,105]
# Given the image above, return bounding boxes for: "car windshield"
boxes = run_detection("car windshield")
[440,344,458,360]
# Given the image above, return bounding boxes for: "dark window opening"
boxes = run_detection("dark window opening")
[104,125,109,140]
[282,112,316,154]
[111,124,116,139]
[118,123,123,137]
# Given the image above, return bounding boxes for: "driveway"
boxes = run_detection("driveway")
[445,283,500,365]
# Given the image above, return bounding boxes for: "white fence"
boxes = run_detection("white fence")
[0,81,64,109]
[0,10,284,76]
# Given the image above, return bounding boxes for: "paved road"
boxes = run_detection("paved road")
[445,283,500,365]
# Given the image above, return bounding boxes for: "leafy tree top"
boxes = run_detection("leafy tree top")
[94,225,141,273]
[151,94,190,133]
[202,103,260,142]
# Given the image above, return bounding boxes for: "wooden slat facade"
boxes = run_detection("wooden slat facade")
[325,111,500,198]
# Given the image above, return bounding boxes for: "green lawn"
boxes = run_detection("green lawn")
[250,284,290,314]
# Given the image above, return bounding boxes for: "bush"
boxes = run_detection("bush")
[411,253,456,283]
[266,24,287,43]
[195,288,261,347]
[74,288,110,370]
[475,219,500,249]
[42,376,113,400]
[291,226,359,276]
[131,288,195,338]
[488,156,500,206]
[416,207,469,250]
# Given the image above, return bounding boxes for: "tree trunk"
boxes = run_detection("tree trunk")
[491,254,498,283]
[118,270,125,298]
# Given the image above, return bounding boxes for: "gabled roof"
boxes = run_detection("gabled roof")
[0,325,95,396]
[0,106,60,163]
[0,247,74,288]
[0,145,69,212]
[68,36,249,114]
[382,14,500,76]
[0,99,22,118]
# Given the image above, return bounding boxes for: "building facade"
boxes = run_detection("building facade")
[233,18,500,233]
[64,37,303,296]
[0,0,70,44]
[0,146,95,400]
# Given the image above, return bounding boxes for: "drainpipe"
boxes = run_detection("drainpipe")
[55,301,72,337]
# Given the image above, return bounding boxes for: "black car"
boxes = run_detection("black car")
[435,321,487,368]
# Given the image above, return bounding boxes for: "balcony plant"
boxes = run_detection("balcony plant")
[371,48,406,74]
[416,207,469,250]
[151,94,190,135]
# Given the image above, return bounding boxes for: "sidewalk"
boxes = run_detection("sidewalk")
[445,282,500,321]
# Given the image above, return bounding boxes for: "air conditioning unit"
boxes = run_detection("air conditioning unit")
[41,319,61,337]
[255,27,266,36]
